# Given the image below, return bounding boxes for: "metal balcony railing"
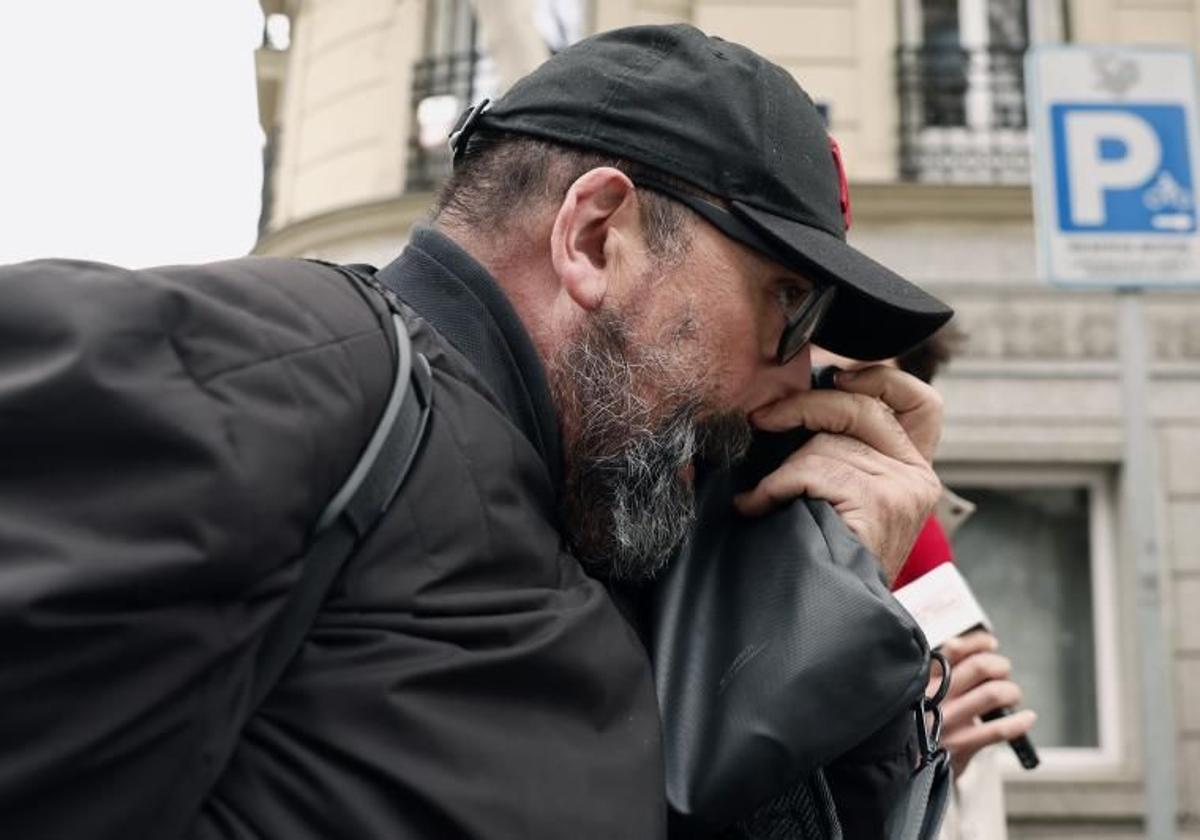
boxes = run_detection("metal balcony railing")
[896,44,1030,183]
[406,50,487,192]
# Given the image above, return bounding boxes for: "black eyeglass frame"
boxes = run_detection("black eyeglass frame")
[630,176,837,365]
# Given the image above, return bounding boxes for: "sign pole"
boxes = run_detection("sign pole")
[1118,288,1177,839]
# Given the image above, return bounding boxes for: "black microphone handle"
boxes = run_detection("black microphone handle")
[979,707,1040,769]
[941,623,1041,771]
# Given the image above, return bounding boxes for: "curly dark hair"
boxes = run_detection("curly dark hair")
[895,321,966,384]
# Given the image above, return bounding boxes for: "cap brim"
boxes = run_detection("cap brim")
[732,201,953,361]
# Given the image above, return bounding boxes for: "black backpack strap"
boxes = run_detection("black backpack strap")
[250,311,433,710]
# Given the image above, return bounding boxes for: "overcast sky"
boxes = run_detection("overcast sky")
[0,1,265,268]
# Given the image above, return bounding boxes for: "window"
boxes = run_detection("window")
[406,0,587,191]
[897,0,1066,182]
[918,0,970,129]
[407,0,496,191]
[938,466,1122,771]
[263,12,291,51]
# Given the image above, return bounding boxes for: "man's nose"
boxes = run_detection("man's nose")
[744,344,813,413]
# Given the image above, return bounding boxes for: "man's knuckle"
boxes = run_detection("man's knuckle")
[761,473,790,502]
[926,478,943,504]
[920,383,944,414]
[850,393,883,424]
[865,393,892,423]
[914,472,941,508]
[782,451,819,477]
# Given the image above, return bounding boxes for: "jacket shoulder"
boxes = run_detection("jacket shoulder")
[0,255,396,837]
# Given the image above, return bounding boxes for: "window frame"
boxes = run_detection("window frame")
[936,463,1123,774]
[897,0,1067,182]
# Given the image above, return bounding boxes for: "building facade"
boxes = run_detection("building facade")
[254,1,1200,836]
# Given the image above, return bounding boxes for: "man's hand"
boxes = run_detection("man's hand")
[936,631,1037,777]
[733,364,943,582]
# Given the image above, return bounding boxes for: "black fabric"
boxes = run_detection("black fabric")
[651,430,931,836]
[720,771,843,840]
[475,25,839,236]
[197,241,663,839]
[885,748,952,840]
[824,708,922,839]
[464,23,953,360]
[248,305,431,718]
[377,225,563,491]
[0,256,396,839]
[0,251,664,839]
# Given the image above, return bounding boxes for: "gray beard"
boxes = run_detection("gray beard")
[550,309,752,582]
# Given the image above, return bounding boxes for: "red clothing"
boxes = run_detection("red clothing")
[891,516,953,590]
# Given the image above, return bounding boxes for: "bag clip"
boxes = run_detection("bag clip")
[915,650,951,766]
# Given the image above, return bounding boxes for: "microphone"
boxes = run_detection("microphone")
[893,563,1040,770]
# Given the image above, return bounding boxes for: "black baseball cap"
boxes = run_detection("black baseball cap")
[450,23,952,361]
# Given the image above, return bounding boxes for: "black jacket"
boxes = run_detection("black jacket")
[0,229,918,840]
[0,230,665,839]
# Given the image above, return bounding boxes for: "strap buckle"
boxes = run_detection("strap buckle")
[448,98,492,164]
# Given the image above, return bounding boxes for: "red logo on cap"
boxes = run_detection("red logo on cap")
[829,135,851,232]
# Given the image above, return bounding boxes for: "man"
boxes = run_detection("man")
[0,24,951,839]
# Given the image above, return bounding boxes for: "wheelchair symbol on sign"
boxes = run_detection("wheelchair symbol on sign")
[1051,104,1197,233]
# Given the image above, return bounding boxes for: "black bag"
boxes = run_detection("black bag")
[651,428,945,838]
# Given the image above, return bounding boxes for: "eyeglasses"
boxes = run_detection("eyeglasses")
[775,281,836,365]
[631,176,836,365]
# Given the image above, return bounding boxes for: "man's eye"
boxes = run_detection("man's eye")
[775,282,811,315]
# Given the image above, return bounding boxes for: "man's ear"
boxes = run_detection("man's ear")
[549,167,640,312]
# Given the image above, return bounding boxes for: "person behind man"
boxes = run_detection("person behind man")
[895,329,1036,840]
[0,24,951,839]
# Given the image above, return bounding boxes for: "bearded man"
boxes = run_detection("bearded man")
[0,24,950,840]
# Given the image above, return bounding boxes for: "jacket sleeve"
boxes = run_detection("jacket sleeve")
[0,257,394,839]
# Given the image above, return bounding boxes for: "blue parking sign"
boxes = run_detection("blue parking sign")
[1052,103,1195,233]
[1028,46,1200,287]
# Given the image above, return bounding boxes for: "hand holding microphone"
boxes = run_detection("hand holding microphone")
[893,563,1040,774]
[938,630,1039,776]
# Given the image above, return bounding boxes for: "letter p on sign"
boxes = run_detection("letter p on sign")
[1052,103,1196,233]
[1065,111,1160,225]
